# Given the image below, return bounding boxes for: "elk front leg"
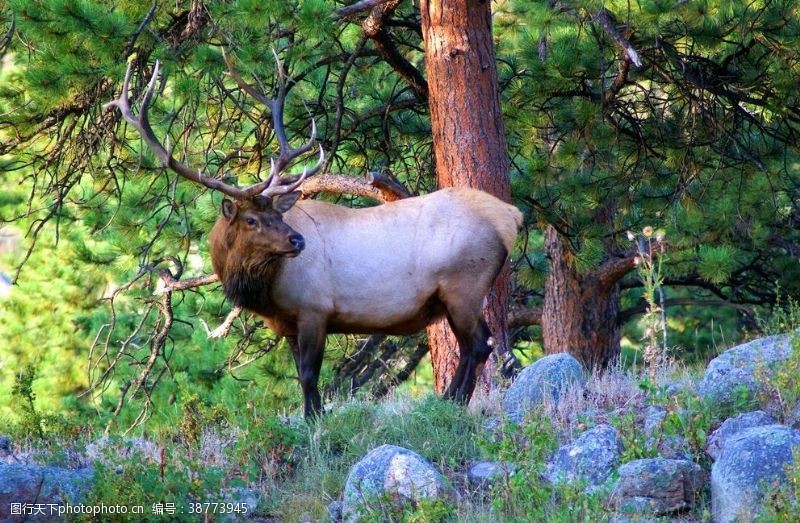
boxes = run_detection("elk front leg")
[287,321,327,418]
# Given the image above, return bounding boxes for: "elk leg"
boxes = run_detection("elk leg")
[443,313,493,404]
[287,322,326,418]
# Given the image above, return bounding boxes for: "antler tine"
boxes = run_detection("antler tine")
[262,146,325,198]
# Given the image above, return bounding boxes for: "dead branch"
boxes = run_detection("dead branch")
[300,171,412,202]
[336,0,391,18]
[508,307,543,328]
[155,273,219,293]
[338,0,429,101]
[203,306,243,339]
[595,9,642,68]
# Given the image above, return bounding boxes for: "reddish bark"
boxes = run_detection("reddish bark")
[541,226,636,370]
[420,0,513,393]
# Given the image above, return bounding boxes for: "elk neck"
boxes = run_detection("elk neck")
[221,254,283,315]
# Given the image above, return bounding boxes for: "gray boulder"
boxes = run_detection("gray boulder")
[466,462,514,490]
[787,402,800,430]
[342,444,447,522]
[503,353,586,423]
[219,487,260,522]
[611,458,705,515]
[711,424,800,523]
[706,410,776,461]
[328,500,343,522]
[643,406,667,437]
[0,464,92,522]
[642,406,690,460]
[698,335,791,414]
[544,424,623,489]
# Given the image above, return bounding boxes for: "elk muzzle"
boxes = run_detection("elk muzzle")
[287,233,305,255]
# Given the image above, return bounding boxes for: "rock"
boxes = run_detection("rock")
[787,402,800,430]
[656,436,693,461]
[641,407,696,460]
[665,381,684,397]
[342,444,447,522]
[466,462,514,489]
[481,416,502,434]
[503,353,586,423]
[85,436,161,464]
[220,487,260,521]
[0,436,16,464]
[611,458,705,515]
[643,406,666,437]
[0,464,93,522]
[711,424,800,523]
[327,500,343,522]
[698,335,791,414]
[544,424,623,489]
[706,410,776,461]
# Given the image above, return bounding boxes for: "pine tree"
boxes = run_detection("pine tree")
[498,0,800,367]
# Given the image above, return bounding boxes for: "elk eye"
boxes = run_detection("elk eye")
[246,217,257,226]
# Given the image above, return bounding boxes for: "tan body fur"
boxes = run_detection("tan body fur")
[209,187,522,416]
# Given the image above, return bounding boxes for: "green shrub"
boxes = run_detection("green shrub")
[77,444,226,522]
[477,412,607,521]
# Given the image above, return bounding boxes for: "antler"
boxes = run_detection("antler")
[105,55,324,200]
[223,49,325,199]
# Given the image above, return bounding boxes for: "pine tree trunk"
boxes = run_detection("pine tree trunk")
[420,0,513,393]
[541,226,625,369]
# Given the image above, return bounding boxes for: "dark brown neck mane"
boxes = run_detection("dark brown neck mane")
[221,256,281,316]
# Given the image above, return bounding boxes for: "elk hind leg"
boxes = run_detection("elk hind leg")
[442,305,493,404]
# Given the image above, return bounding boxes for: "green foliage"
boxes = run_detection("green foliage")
[78,445,226,523]
[611,410,658,463]
[11,365,45,439]
[0,0,798,443]
[662,392,716,464]
[356,494,456,523]
[502,0,800,355]
[757,291,800,336]
[697,245,736,286]
[756,333,800,422]
[230,412,303,482]
[265,395,481,521]
[477,414,607,521]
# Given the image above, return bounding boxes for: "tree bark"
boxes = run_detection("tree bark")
[420,0,514,394]
[541,226,635,370]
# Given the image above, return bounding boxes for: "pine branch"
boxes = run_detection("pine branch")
[338,0,429,101]
[336,0,391,18]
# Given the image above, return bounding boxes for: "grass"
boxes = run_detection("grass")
[6,326,800,522]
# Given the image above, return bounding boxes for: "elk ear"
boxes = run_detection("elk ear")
[272,191,301,213]
[221,199,237,221]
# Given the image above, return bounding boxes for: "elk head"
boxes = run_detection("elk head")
[219,192,305,258]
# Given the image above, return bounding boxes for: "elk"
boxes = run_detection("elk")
[106,57,522,417]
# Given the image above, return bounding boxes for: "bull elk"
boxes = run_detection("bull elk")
[105,57,522,417]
